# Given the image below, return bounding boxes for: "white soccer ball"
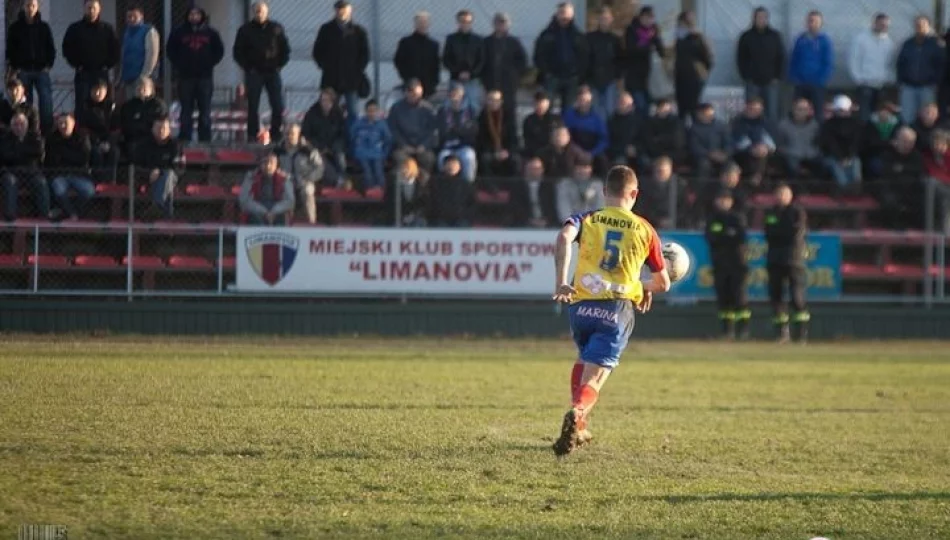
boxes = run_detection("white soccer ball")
[662,242,690,283]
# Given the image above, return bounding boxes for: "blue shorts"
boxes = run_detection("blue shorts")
[568,299,636,369]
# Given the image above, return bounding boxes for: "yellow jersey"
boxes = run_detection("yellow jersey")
[566,206,665,304]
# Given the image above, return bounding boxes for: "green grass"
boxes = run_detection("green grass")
[1,337,949,539]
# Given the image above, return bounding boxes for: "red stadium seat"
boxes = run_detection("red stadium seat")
[96,184,129,196]
[750,194,775,207]
[476,190,508,204]
[27,254,70,268]
[839,195,879,210]
[215,149,257,165]
[185,184,229,198]
[221,256,236,270]
[321,188,363,201]
[73,255,118,268]
[796,194,836,209]
[364,187,384,201]
[230,184,242,196]
[168,255,214,270]
[182,148,212,165]
[0,254,22,267]
[883,264,926,279]
[121,255,164,270]
[840,263,885,279]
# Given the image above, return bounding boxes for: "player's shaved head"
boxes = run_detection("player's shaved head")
[605,166,638,197]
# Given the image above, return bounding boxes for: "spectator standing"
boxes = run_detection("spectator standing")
[443,10,484,114]
[607,92,642,167]
[586,7,623,120]
[534,2,588,112]
[912,102,945,152]
[5,0,55,135]
[276,123,323,225]
[896,16,945,124]
[563,85,609,175]
[736,7,785,122]
[384,157,429,227]
[819,95,863,193]
[436,84,478,182]
[642,98,684,167]
[876,126,924,229]
[233,1,290,143]
[776,97,822,182]
[673,11,713,122]
[62,0,119,120]
[849,13,894,123]
[388,79,437,173]
[689,102,731,183]
[731,97,776,190]
[508,157,557,227]
[46,114,94,221]
[428,155,474,227]
[76,79,117,178]
[302,88,348,188]
[313,0,370,123]
[0,112,47,221]
[860,100,901,178]
[477,89,521,179]
[482,12,528,115]
[394,12,440,99]
[166,6,225,143]
[638,156,687,229]
[940,25,950,119]
[540,125,589,180]
[118,78,167,157]
[133,117,182,219]
[623,6,664,118]
[522,91,561,159]
[789,11,834,120]
[118,5,160,100]
[240,150,294,226]
[556,157,604,222]
[350,99,392,191]
[0,78,41,133]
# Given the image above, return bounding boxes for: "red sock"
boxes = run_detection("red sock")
[573,384,599,415]
[570,362,584,401]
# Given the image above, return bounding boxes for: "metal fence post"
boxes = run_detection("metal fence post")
[217,227,225,294]
[31,225,39,293]
[128,164,136,222]
[924,177,935,308]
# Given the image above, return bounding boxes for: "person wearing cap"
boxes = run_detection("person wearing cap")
[132,117,183,220]
[534,2,588,113]
[482,12,527,115]
[388,78,437,173]
[435,83,478,182]
[240,150,295,226]
[731,96,776,190]
[736,7,785,123]
[777,97,822,184]
[233,2,291,143]
[705,187,750,340]
[586,7,623,121]
[522,91,561,159]
[689,102,731,184]
[313,0,370,124]
[62,0,119,121]
[5,0,56,135]
[764,183,809,343]
[555,155,604,222]
[607,91,642,168]
[849,13,895,124]
[819,95,863,193]
[789,11,834,122]
[860,99,902,179]
[623,6,664,119]
[896,15,945,124]
[166,5,225,143]
[394,12,440,99]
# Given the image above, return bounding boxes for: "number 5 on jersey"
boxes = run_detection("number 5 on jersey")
[600,230,623,271]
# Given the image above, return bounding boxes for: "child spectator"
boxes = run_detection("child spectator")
[350,99,392,190]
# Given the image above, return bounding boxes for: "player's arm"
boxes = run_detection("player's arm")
[552,222,580,303]
[641,226,671,293]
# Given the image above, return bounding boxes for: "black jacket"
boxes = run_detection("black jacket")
[482,34,528,98]
[76,98,116,144]
[534,19,588,82]
[736,26,785,85]
[133,135,181,170]
[394,32,440,97]
[45,130,91,176]
[674,32,713,82]
[819,116,862,160]
[764,203,807,266]
[166,9,225,78]
[508,178,558,227]
[607,111,642,160]
[702,182,748,220]
[233,19,290,74]
[623,20,663,90]
[384,173,429,225]
[586,29,623,89]
[5,11,56,72]
[476,108,519,154]
[301,103,346,153]
[443,32,484,80]
[427,173,474,224]
[912,119,946,152]
[119,96,167,147]
[313,20,370,94]
[539,143,587,179]
[0,130,44,170]
[879,146,924,183]
[522,112,561,158]
[861,116,903,161]
[62,16,119,71]
[0,99,40,133]
[638,174,687,228]
[643,114,685,159]
[705,208,748,269]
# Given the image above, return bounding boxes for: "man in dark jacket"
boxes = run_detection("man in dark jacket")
[444,10,484,113]
[586,7,623,120]
[76,79,117,180]
[897,16,945,124]
[508,157,557,227]
[394,12,440,99]
[522,91,561,158]
[674,11,713,122]
[5,0,55,135]
[736,7,785,122]
[388,79,438,173]
[46,113,94,221]
[874,126,925,228]
[764,183,809,343]
[731,97,776,190]
[860,100,901,179]
[0,78,40,133]
[912,102,946,152]
[539,125,589,180]
[233,1,290,142]
[483,12,528,115]
[819,95,863,193]
[607,91,641,167]
[701,161,747,222]
[0,112,47,221]
[313,0,370,123]
[428,154,474,227]
[62,0,119,120]
[534,2,588,113]
[642,98,684,166]
[301,88,348,188]
[638,156,687,229]
[477,89,520,179]
[705,188,750,339]
[623,6,664,118]
[166,6,225,143]
[133,117,183,219]
[689,103,731,183]
[118,78,167,158]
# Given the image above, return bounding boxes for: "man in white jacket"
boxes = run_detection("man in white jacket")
[849,13,894,123]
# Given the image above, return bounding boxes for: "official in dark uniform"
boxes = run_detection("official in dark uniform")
[764,183,809,343]
[705,189,750,340]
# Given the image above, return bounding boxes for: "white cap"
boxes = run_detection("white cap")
[832,95,852,112]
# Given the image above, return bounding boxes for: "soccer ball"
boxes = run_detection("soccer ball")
[662,242,690,283]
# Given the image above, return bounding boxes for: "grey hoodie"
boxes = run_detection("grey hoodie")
[777,116,820,160]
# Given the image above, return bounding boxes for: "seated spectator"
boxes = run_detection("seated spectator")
[46,114,94,221]
[638,156,688,229]
[819,95,863,193]
[118,78,167,157]
[276,123,323,225]
[912,102,944,152]
[877,126,924,228]
[556,157,604,222]
[563,85,609,175]
[923,130,950,232]
[731,96,776,190]
[861,100,902,179]
[240,150,295,226]
[302,87,348,187]
[388,78,437,173]
[0,112,47,221]
[477,89,521,180]
[701,161,747,222]
[607,92,642,167]
[0,78,40,132]
[436,83,478,182]
[642,98,685,168]
[522,91,561,158]
[133,117,182,219]
[350,99,392,191]
[689,102,731,183]
[508,156,557,228]
[384,157,429,227]
[427,154,473,227]
[777,97,822,182]
[76,79,118,177]
[539,125,590,180]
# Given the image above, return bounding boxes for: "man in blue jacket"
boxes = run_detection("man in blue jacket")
[789,11,834,121]
[167,6,224,142]
[562,85,609,175]
[897,16,945,124]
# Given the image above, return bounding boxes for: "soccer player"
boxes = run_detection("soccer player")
[551,165,671,457]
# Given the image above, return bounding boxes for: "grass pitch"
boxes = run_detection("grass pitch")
[1,337,949,539]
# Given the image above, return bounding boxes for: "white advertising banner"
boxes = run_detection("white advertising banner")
[236,227,562,295]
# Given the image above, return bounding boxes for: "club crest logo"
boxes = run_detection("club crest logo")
[245,231,299,286]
